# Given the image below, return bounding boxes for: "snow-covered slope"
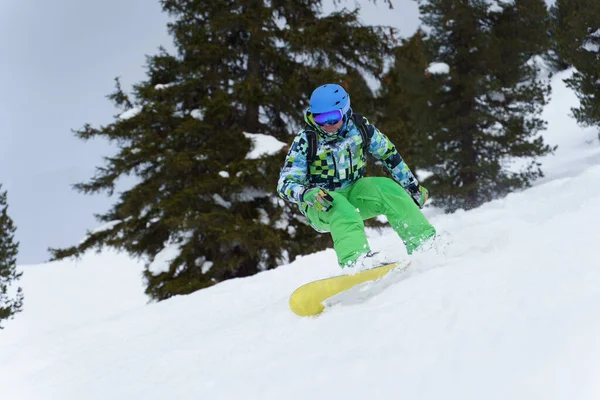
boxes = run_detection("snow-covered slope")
[2,70,600,400]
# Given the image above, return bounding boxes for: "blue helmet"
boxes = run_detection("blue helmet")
[309,84,351,116]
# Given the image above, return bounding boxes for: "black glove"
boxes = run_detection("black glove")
[407,184,429,209]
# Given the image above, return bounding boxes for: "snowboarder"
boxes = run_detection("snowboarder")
[277,84,436,268]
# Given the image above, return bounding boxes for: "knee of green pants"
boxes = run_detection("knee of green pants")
[304,190,370,267]
[327,197,370,267]
[364,177,436,254]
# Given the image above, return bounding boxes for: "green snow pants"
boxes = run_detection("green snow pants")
[304,177,436,267]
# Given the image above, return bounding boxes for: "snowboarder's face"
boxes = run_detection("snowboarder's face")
[321,119,344,134]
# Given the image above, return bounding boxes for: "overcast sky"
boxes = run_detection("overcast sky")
[1,0,420,264]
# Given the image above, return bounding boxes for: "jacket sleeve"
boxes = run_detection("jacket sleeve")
[366,121,418,189]
[277,132,310,204]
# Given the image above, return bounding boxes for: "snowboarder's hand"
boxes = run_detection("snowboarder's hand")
[407,184,429,209]
[303,188,334,212]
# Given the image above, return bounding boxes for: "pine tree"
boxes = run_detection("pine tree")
[376,30,439,176]
[552,0,600,130]
[0,185,23,329]
[550,0,597,67]
[547,0,578,71]
[50,0,391,300]
[417,0,553,212]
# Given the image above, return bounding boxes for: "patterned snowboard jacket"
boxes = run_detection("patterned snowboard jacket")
[277,116,418,214]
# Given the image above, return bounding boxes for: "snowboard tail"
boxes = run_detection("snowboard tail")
[289,261,410,317]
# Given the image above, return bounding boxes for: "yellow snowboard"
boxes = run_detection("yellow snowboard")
[289,261,411,317]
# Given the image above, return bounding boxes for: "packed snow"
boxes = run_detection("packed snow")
[117,105,143,120]
[243,132,287,159]
[2,70,600,400]
[426,62,450,75]
[485,0,514,13]
[582,40,599,53]
[147,240,180,275]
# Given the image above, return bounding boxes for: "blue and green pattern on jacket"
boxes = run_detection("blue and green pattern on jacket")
[277,117,418,211]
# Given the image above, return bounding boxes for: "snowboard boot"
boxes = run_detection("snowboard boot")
[353,251,396,271]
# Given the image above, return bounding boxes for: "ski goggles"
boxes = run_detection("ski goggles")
[312,109,344,126]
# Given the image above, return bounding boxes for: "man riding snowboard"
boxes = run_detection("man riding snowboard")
[277,84,436,268]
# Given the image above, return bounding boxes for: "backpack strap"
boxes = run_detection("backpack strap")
[351,113,374,153]
[304,113,373,163]
[305,128,318,163]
